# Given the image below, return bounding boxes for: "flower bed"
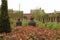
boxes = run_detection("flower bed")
[0,26,60,40]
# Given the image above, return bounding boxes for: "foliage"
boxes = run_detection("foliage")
[15,11,23,19]
[35,20,45,28]
[9,19,16,27]
[22,20,28,26]
[32,8,46,21]
[8,10,23,20]
[0,26,55,40]
[44,22,60,30]
[10,19,60,30]
[23,16,27,20]
[51,13,57,17]
[1,0,11,33]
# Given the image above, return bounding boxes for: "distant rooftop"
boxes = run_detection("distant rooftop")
[54,11,60,13]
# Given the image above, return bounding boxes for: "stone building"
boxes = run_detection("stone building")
[23,13,32,20]
[23,11,60,23]
[46,11,60,22]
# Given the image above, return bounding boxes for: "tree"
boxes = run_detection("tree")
[8,9,13,19]
[32,8,46,23]
[1,0,11,33]
[0,7,2,32]
[18,11,23,19]
[32,9,41,20]
[13,11,23,20]
[39,9,47,23]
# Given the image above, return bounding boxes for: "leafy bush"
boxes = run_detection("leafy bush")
[35,20,45,28]
[10,19,16,27]
[12,22,16,26]
[44,22,60,30]
[44,22,53,28]
[22,20,28,26]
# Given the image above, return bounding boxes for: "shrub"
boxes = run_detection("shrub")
[44,22,60,30]
[35,20,45,28]
[1,0,11,33]
[22,20,28,26]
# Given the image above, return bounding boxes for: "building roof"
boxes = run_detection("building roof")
[54,11,60,13]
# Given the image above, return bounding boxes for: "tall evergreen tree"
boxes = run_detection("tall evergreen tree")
[1,0,11,33]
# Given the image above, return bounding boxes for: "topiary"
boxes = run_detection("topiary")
[1,0,11,33]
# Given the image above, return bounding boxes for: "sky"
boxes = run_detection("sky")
[0,0,60,13]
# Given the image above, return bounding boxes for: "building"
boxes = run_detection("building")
[23,13,32,19]
[46,11,60,22]
[23,10,60,23]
